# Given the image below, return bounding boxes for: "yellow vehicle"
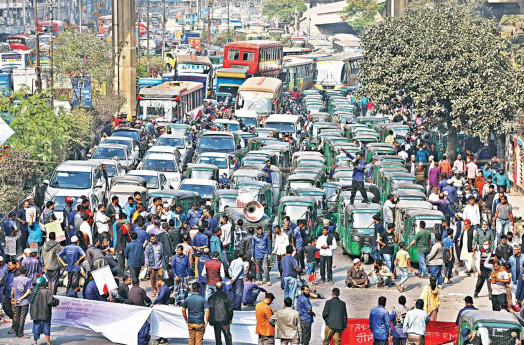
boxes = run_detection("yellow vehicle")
[164,51,177,71]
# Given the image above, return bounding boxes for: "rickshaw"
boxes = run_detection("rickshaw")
[276,196,322,237]
[335,191,378,234]
[347,127,378,141]
[241,156,268,167]
[243,151,278,167]
[395,190,427,202]
[334,111,355,125]
[292,151,324,170]
[375,155,405,164]
[293,167,327,186]
[402,209,445,262]
[235,180,274,218]
[185,163,219,181]
[340,203,382,264]
[337,181,381,204]
[149,190,200,218]
[212,189,239,214]
[247,137,279,151]
[393,200,433,236]
[238,165,283,209]
[310,112,331,123]
[323,182,341,223]
[355,133,380,146]
[458,310,522,345]
[296,156,326,172]
[373,161,406,184]
[375,166,409,189]
[365,145,396,163]
[285,173,322,190]
[391,182,425,195]
[260,145,292,170]
[287,187,327,217]
[355,116,389,129]
[255,128,280,139]
[343,123,368,139]
[223,206,274,259]
[322,139,351,163]
[109,185,149,210]
[381,171,417,203]
[230,169,266,187]
[375,123,410,143]
[326,143,361,169]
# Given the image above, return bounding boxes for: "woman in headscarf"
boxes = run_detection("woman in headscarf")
[30,277,60,345]
[419,275,440,321]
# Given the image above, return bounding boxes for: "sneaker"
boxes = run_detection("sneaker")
[319,280,325,284]
[266,281,272,286]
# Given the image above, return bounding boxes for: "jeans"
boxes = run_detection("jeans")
[319,255,333,282]
[66,270,81,293]
[129,266,141,281]
[399,267,409,288]
[2,296,14,321]
[232,279,244,310]
[284,276,298,307]
[301,321,312,345]
[14,304,29,337]
[277,254,284,276]
[496,218,511,245]
[382,253,394,273]
[296,249,305,269]
[255,257,269,282]
[188,323,206,345]
[350,180,369,203]
[213,323,233,345]
[444,262,453,280]
[418,252,428,277]
[46,269,61,295]
[428,265,442,286]
[206,285,217,300]
[118,253,126,276]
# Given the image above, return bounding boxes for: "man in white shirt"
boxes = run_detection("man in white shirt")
[428,187,440,203]
[462,197,481,228]
[383,194,396,225]
[403,299,430,344]
[95,204,110,236]
[272,226,289,278]
[453,154,466,174]
[80,213,93,246]
[316,227,337,285]
[220,215,232,270]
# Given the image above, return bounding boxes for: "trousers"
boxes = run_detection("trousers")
[188,323,206,345]
[323,325,342,345]
[350,180,369,203]
[46,269,61,295]
[14,304,29,337]
[213,324,233,345]
[301,320,312,345]
[319,255,333,282]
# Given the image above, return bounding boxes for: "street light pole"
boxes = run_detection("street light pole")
[207,0,211,46]
[146,0,150,73]
[33,0,42,93]
[78,0,82,32]
[49,0,54,89]
[227,0,230,40]
[162,0,166,58]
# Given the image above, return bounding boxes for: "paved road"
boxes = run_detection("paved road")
[2,193,523,345]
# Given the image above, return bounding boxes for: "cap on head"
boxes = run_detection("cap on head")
[464,219,471,225]
[24,248,31,254]
[71,235,79,243]
[353,258,360,264]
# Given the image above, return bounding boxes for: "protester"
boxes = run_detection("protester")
[369,296,391,345]
[58,236,86,293]
[208,282,233,345]
[272,226,290,277]
[182,282,210,345]
[252,227,271,286]
[403,299,430,345]
[296,285,315,345]
[390,296,409,345]
[455,296,477,325]
[395,242,412,292]
[322,288,347,345]
[11,266,32,338]
[474,240,493,299]
[427,232,444,287]
[490,259,511,311]
[282,245,300,307]
[270,297,302,345]
[40,232,62,295]
[406,221,430,278]
[256,293,276,345]
[345,258,369,288]
[316,227,337,285]
[145,234,165,297]
[172,245,191,306]
[30,276,60,345]
[419,276,440,321]
[202,251,225,300]
[229,250,245,311]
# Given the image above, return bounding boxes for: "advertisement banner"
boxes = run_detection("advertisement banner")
[52,296,151,345]
[332,319,458,345]
[150,304,258,343]
[72,76,92,108]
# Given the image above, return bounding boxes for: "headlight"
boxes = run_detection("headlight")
[353,235,360,241]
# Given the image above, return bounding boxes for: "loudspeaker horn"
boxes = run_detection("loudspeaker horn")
[244,200,264,222]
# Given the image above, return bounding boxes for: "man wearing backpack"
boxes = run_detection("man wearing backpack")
[389,296,409,345]
[316,227,337,285]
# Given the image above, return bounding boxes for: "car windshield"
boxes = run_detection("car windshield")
[104,139,132,150]
[199,136,235,152]
[218,197,237,212]
[283,204,310,223]
[265,122,295,133]
[167,126,188,136]
[190,170,214,180]
[180,184,215,199]
[93,147,126,160]
[50,170,92,189]
[238,116,257,127]
[104,165,118,177]
[195,156,228,168]
[156,136,185,148]
[143,159,177,172]
[112,131,139,142]
[352,213,375,228]
[51,196,69,211]
[215,122,240,132]
[132,175,159,188]
[289,182,313,189]
[324,186,339,202]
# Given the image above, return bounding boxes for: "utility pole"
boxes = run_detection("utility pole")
[112,0,118,92]
[78,0,82,32]
[49,0,54,89]
[207,0,211,46]
[22,0,27,33]
[146,0,150,73]
[162,0,166,58]
[33,0,42,93]
[227,0,230,40]
[116,0,137,115]
[137,0,141,65]
[294,6,298,34]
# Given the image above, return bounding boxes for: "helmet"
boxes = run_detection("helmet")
[65,196,74,204]
[513,303,521,312]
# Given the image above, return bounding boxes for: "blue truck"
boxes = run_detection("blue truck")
[214,66,249,106]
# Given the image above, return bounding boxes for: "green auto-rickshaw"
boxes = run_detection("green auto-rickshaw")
[458,310,522,345]
[402,209,445,262]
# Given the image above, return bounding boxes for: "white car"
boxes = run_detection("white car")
[193,152,234,178]
[100,136,140,165]
[154,134,193,168]
[179,179,218,202]
[127,170,170,193]
[89,144,135,171]
[138,153,182,189]
[174,44,195,55]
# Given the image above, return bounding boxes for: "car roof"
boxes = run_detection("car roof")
[201,131,234,137]
[233,169,264,177]
[127,170,160,177]
[144,153,177,160]
[265,114,299,123]
[96,143,128,150]
[57,160,100,172]
[181,179,218,186]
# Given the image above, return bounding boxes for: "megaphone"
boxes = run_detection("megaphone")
[236,188,254,208]
[244,200,264,222]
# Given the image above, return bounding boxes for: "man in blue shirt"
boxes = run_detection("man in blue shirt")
[172,245,191,306]
[282,245,300,307]
[205,209,218,234]
[455,296,477,325]
[369,296,391,345]
[153,275,171,305]
[84,277,107,301]
[229,250,245,311]
[132,219,148,244]
[187,203,203,230]
[210,228,223,262]
[360,94,369,117]
[232,157,241,171]
[196,249,211,297]
[262,160,273,184]
[2,259,17,331]
[58,236,86,293]
[341,149,370,204]
[125,232,145,281]
[293,220,306,269]
[251,227,270,285]
[297,285,315,345]
[170,204,186,229]
[182,283,210,345]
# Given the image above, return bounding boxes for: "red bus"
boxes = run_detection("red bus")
[38,20,65,34]
[223,40,283,77]
[4,35,36,51]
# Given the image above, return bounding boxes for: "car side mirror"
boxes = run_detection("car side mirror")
[86,153,92,158]
[95,182,103,188]
[43,179,50,185]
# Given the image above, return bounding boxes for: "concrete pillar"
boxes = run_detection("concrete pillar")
[116,0,137,115]
[385,0,408,17]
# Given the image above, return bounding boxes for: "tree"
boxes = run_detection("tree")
[53,29,113,86]
[263,0,307,29]
[342,0,384,34]
[359,2,524,155]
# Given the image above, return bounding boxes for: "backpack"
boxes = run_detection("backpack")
[394,305,407,326]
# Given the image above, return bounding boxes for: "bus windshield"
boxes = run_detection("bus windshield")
[199,136,235,152]
[265,122,295,133]
[50,171,92,189]
[218,85,239,98]
[316,61,344,84]
[240,91,273,114]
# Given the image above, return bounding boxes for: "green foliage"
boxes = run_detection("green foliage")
[359,2,524,154]
[262,0,307,27]
[53,29,112,84]
[342,0,384,34]
[268,34,295,47]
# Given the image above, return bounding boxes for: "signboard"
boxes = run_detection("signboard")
[5,236,17,255]
[45,220,66,242]
[0,118,14,145]
[72,76,92,108]
[91,265,118,295]
[54,73,72,89]
[177,63,207,73]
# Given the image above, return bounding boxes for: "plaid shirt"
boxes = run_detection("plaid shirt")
[234,227,248,249]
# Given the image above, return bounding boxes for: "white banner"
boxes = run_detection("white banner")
[91,266,118,295]
[150,304,258,344]
[52,296,151,345]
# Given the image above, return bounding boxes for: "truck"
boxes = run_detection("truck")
[184,32,200,44]
[214,66,249,106]
[12,68,47,94]
[0,73,13,96]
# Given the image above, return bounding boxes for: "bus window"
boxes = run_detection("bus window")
[228,49,240,60]
[243,51,254,61]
